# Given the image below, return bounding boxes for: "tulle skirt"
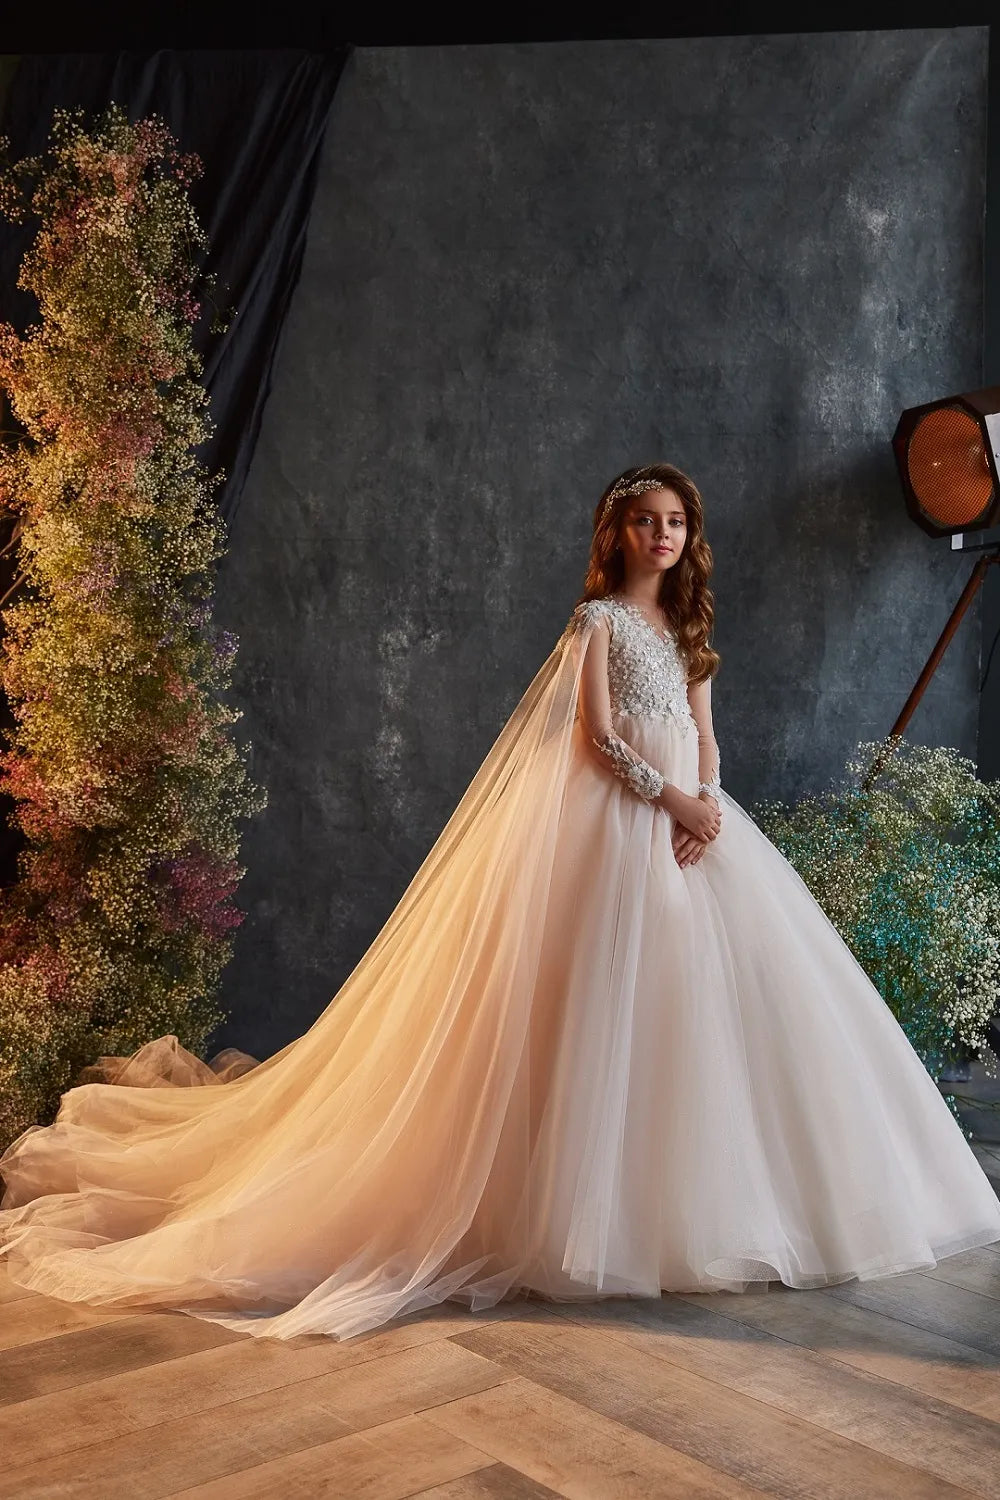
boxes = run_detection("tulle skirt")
[2,695,999,1341]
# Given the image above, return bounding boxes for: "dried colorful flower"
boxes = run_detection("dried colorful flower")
[0,104,266,1148]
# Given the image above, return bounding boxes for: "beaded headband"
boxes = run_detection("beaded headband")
[601,475,668,519]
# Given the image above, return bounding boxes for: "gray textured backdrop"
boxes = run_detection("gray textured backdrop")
[215,29,988,1057]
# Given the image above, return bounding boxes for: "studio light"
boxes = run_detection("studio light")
[893,386,1000,537]
[868,386,1000,779]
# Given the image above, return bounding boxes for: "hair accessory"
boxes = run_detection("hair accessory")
[602,475,666,519]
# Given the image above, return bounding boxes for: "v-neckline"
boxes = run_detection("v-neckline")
[609,595,675,645]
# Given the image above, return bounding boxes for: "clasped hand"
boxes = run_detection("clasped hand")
[672,791,721,868]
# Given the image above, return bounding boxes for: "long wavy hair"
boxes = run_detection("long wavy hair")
[578,462,721,684]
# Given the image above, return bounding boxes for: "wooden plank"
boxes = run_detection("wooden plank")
[426,1373,766,1498]
[824,1270,1000,1357]
[920,1247,1000,1300]
[0,1301,521,1465]
[449,1308,983,1499]
[170,1413,494,1500]
[273,1334,507,1429]
[675,1282,1000,1421]
[971,1144,1000,1185]
[0,1293,123,1351]
[0,1312,240,1410]
[414,1464,565,1498]
[0,1336,508,1498]
[554,1293,1000,1499]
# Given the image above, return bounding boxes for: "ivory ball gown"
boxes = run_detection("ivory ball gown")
[1,593,999,1342]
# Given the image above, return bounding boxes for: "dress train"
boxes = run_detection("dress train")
[1,596,998,1341]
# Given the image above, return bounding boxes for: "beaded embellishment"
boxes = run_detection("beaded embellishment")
[591,730,665,800]
[601,475,670,518]
[571,596,697,736]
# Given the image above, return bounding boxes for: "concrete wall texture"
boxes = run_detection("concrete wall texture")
[214,29,989,1057]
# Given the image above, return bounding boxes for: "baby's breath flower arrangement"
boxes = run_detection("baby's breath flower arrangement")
[0,105,266,1150]
[753,737,1000,1130]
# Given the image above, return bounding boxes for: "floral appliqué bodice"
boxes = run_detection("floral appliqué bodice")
[570,595,697,737]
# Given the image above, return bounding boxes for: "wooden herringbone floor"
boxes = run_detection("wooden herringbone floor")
[3,1240,1000,1499]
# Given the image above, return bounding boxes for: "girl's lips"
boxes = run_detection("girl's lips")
[652,547,673,555]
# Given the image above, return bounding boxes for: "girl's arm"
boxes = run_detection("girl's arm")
[687,674,721,800]
[578,615,675,807]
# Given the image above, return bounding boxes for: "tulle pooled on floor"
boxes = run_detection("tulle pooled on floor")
[2,614,999,1341]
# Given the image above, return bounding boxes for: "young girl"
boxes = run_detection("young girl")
[2,462,999,1343]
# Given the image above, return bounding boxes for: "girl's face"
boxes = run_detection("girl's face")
[617,487,688,575]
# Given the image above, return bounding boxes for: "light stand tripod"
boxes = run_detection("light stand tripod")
[863,525,1000,789]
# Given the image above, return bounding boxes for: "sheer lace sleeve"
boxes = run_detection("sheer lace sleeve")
[687,674,721,800]
[576,606,666,803]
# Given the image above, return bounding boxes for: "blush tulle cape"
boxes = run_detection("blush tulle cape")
[2,613,999,1341]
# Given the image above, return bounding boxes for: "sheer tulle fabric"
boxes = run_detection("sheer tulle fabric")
[2,614,999,1341]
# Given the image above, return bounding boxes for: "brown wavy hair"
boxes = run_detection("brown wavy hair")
[578,462,720,683]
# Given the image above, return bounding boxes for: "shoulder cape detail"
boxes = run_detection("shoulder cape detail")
[570,597,616,631]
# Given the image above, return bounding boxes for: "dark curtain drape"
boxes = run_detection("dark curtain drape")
[0,48,347,883]
[0,47,347,520]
